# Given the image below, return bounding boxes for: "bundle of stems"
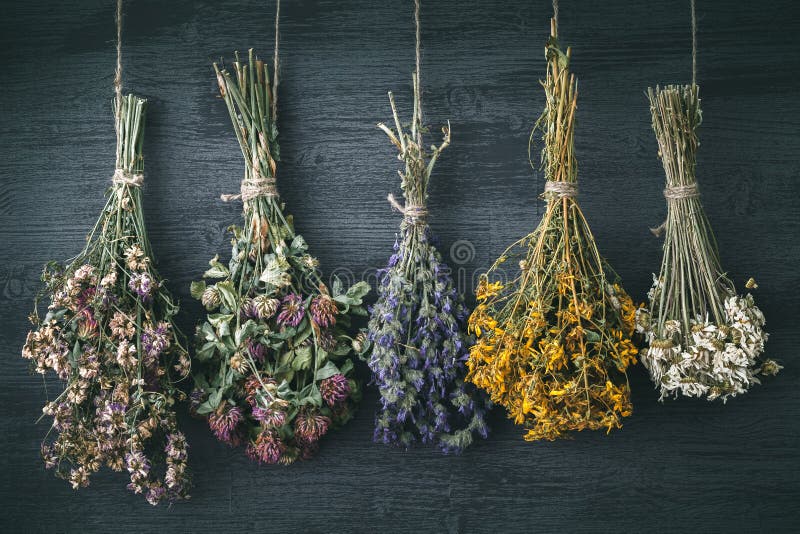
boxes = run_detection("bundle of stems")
[366,65,489,453]
[190,50,370,464]
[638,84,779,401]
[22,94,191,505]
[466,22,638,441]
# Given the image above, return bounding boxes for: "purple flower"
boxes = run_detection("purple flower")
[277,293,305,327]
[75,287,96,309]
[310,295,338,328]
[146,485,166,506]
[208,405,244,446]
[294,411,331,444]
[240,298,261,320]
[188,388,207,416]
[165,432,189,461]
[142,322,170,361]
[245,431,284,465]
[128,272,155,301]
[320,374,350,407]
[125,450,151,479]
[247,339,265,362]
[252,406,287,428]
[317,330,337,352]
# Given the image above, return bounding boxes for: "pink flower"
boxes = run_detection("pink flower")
[246,431,284,464]
[320,374,350,406]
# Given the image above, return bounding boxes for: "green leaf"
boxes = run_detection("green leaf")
[292,345,313,371]
[339,359,354,376]
[298,384,322,407]
[346,281,371,302]
[208,313,234,337]
[195,401,214,415]
[189,280,206,300]
[259,254,289,287]
[204,254,230,279]
[70,339,80,367]
[290,235,308,253]
[294,322,313,346]
[208,389,223,409]
[235,320,258,346]
[332,276,343,297]
[315,361,340,381]
[196,341,218,361]
[349,305,369,317]
[215,280,238,311]
[200,322,217,342]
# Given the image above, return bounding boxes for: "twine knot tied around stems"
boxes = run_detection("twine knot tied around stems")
[112,168,143,187]
[663,183,699,201]
[543,180,578,200]
[650,183,701,237]
[221,173,278,202]
[387,193,427,225]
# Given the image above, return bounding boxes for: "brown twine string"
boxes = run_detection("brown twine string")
[112,168,143,187]
[691,0,697,86]
[387,193,428,224]
[221,174,278,202]
[650,183,700,236]
[414,0,422,131]
[114,0,123,122]
[543,180,578,199]
[553,0,559,34]
[663,183,699,200]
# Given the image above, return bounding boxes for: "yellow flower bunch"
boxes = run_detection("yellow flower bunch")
[466,21,637,442]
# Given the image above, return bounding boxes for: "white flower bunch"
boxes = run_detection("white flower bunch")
[638,289,776,401]
[640,85,780,402]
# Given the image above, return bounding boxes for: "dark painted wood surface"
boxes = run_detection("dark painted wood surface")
[1,1,798,532]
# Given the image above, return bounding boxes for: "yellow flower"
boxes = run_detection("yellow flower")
[476,278,504,301]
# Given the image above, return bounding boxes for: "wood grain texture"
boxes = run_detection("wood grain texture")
[1,0,799,532]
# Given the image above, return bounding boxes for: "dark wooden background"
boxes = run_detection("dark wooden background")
[1,0,798,532]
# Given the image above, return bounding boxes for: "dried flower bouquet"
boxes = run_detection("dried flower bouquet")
[366,45,489,452]
[190,50,370,464]
[466,22,637,441]
[22,94,191,505]
[637,84,780,401]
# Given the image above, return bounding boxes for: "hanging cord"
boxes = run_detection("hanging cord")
[552,0,559,35]
[111,0,143,186]
[690,0,697,86]
[413,0,423,145]
[272,0,281,122]
[385,0,429,224]
[114,0,123,121]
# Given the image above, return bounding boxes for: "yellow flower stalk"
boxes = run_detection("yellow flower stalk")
[466,19,637,441]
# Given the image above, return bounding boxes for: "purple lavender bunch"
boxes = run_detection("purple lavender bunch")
[368,50,490,452]
[368,228,489,453]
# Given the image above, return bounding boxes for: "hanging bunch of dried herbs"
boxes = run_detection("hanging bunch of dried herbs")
[22,94,192,505]
[466,20,638,441]
[190,48,370,464]
[364,0,489,453]
[636,85,779,401]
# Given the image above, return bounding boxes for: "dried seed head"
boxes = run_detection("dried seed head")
[201,286,221,309]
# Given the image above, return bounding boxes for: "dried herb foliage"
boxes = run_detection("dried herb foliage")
[22,95,191,505]
[637,84,779,401]
[466,22,637,441]
[190,50,370,464]
[365,69,489,453]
